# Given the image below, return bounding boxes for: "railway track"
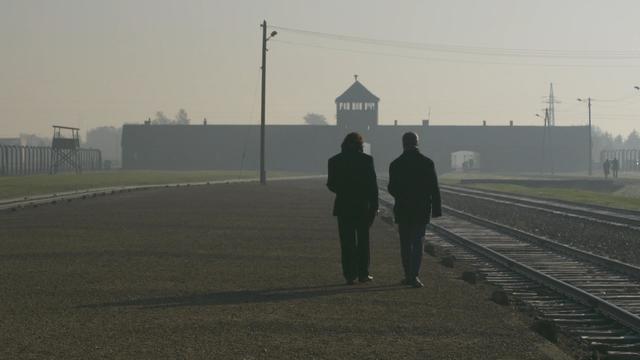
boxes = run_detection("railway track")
[441,184,640,230]
[378,183,640,358]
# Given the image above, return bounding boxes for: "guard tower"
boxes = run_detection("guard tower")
[335,75,379,132]
[50,125,81,174]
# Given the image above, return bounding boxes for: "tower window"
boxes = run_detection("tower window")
[339,102,351,110]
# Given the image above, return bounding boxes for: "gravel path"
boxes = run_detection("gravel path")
[0,179,570,359]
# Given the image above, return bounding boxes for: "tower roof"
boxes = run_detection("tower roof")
[335,78,379,103]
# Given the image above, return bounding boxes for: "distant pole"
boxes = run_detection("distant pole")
[548,83,556,126]
[578,97,593,176]
[543,111,547,174]
[260,20,267,185]
[536,111,547,174]
[588,97,592,176]
[546,108,554,175]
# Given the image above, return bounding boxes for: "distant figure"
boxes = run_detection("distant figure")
[327,132,378,285]
[603,159,611,179]
[388,132,442,288]
[612,158,620,178]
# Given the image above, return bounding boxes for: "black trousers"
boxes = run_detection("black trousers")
[398,222,427,280]
[337,216,370,281]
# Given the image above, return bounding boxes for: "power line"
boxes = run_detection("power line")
[271,39,640,69]
[271,25,640,60]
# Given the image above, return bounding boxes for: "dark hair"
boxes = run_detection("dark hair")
[341,132,364,152]
[402,132,418,148]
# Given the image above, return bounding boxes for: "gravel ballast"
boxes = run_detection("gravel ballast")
[444,192,640,265]
[0,179,570,359]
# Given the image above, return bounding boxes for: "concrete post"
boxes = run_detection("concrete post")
[0,145,5,176]
[18,146,23,175]
[11,146,18,175]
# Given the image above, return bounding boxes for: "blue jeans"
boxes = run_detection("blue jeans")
[398,222,427,280]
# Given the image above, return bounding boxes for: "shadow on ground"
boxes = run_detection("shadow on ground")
[79,283,405,310]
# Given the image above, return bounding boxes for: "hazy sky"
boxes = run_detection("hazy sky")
[2,0,640,138]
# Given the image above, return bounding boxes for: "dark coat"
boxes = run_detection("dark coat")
[388,148,442,224]
[327,150,379,218]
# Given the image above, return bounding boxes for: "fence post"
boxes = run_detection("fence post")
[27,146,32,175]
[0,145,5,176]
[11,146,17,175]
[36,146,41,174]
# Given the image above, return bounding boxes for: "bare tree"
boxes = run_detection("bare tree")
[614,134,625,148]
[304,113,328,125]
[152,111,173,125]
[175,109,191,124]
[150,109,191,125]
[625,130,640,148]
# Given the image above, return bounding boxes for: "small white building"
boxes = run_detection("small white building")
[451,150,480,171]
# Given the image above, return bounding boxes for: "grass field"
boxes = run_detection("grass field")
[464,183,640,210]
[438,170,640,210]
[0,170,302,200]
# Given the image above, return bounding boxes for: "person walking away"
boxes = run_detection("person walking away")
[603,159,610,179]
[612,158,620,178]
[388,132,442,288]
[327,132,379,285]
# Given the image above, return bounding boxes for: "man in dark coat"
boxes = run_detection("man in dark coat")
[603,159,610,179]
[388,132,442,288]
[327,132,379,285]
[612,158,620,178]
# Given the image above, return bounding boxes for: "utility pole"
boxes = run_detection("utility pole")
[578,97,593,176]
[548,83,556,126]
[259,21,277,185]
[536,110,548,174]
[260,20,267,185]
[587,97,592,176]
[546,108,554,175]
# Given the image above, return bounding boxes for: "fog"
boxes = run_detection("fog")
[3,0,640,140]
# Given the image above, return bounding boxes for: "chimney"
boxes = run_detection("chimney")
[482,120,486,126]
[509,120,513,127]
[422,120,430,126]
[394,120,398,126]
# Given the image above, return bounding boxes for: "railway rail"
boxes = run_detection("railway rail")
[379,183,640,358]
[441,184,640,230]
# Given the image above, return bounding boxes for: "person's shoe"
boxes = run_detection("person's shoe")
[359,275,373,283]
[412,278,424,288]
[346,278,356,285]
